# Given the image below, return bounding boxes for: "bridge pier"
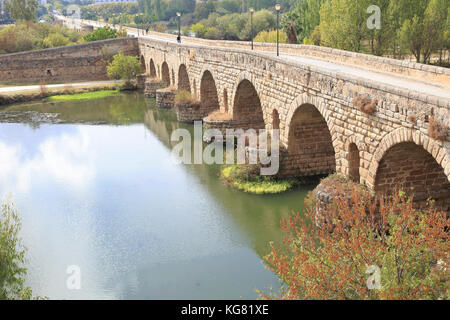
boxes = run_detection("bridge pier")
[144,79,165,98]
[156,87,176,109]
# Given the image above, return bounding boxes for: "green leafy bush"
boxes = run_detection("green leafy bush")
[83,26,117,42]
[254,29,288,43]
[0,200,33,300]
[106,53,141,83]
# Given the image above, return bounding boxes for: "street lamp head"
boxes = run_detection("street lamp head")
[275,4,281,11]
[177,12,181,17]
[249,8,254,14]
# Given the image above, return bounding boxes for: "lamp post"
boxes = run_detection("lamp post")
[250,8,254,50]
[177,12,181,43]
[275,4,281,57]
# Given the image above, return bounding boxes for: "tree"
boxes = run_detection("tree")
[259,176,449,300]
[281,11,301,44]
[319,0,369,52]
[5,0,38,22]
[83,26,117,42]
[190,22,208,38]
[0,201,33,300]
[107,53,141,84]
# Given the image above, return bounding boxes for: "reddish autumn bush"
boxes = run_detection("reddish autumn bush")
[259,181,449,300]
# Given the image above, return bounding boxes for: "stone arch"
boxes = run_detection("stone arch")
[200,70,219,114]
[232,79,265,130]
[161,62,170,86]
[178,64,191,93]
[281,93,338,177]
[149,59,156,78]
[282,103,336,177]
[369,128,450,213]
[284,92,339,156]
[223,89,229,113]
[140,55,146,74]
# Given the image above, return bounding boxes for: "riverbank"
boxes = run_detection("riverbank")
[0,81,125,107]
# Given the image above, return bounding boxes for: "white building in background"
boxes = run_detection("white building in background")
[94,0,137,4]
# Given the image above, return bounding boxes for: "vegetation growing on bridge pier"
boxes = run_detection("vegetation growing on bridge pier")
[221,164,308,195]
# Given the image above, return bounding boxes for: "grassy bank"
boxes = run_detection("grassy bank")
[0,82,123,107]
[221,165,306,195]
[46,90,118,102]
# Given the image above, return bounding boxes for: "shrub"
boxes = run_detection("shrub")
[106,53,141,83]
[428,117,448,141]
[0,200,33,300]
[254,29,288,44]
[407,113,417,124]
[42,33,69,48]
[259,178,449,300]
[353,95,377,114]
[83,26,117,42]
[175,90,195,105]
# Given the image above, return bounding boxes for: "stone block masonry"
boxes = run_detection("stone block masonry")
[0,38,139,84]
[156,88,176,109]
[138,36,450,214]
[144,79,166,98]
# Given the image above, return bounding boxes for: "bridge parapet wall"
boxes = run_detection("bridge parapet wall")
[0,38,139,84]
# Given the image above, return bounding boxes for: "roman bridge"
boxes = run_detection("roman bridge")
[137,35,450,212]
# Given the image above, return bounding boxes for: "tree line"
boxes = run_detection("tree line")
[284,0,449,64]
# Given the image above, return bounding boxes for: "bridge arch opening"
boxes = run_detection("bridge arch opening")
[283,103,336,176]
[161,62,170,86]
[348,143,360,183]
[200,70,219,114]
[178,64,190,93]
[374,142,450,214]
[149,59,157,78]
[140,55,146,74]
[232,80,265,130]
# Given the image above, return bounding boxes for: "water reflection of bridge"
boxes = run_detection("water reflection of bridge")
[143,106,312,258]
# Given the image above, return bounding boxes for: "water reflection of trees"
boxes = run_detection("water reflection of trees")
[143,106,312,258]
[2,93,151,125]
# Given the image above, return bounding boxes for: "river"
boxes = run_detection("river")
[0,92,315,299]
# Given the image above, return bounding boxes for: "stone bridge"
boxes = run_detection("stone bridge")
[137,35,450,213]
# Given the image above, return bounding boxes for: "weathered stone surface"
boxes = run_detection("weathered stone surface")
[156,88,176,109]
[0,38,139,84]
[138,36,449,212]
